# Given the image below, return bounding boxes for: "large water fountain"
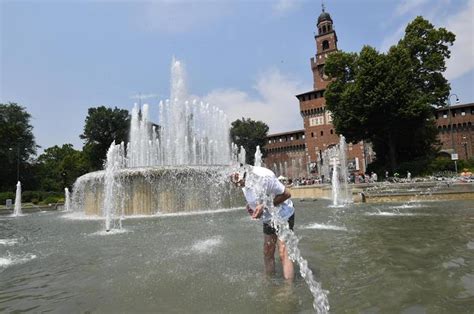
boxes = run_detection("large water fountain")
[68,59,330,312]
[71,59,241,220]
[319,135,351,206]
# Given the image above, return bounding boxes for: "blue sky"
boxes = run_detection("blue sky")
[1,0,473,153]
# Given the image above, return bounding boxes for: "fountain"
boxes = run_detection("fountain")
[71,58,241,220]
[13,181,22,216]
[254,145,262,167]
[64,188,71,212]
[320,135,351,206]
[68,58,329,311]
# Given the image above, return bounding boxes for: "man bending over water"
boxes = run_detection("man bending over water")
[231,165,295,280]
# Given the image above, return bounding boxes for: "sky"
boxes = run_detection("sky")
[1,0,473,153]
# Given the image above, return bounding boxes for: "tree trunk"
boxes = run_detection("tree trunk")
[388,132,397,171]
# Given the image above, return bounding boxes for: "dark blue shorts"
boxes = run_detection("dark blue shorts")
[263,214,295,235]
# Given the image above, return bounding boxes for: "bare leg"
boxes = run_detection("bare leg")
[263,234,277,276]
[278,239,294,280]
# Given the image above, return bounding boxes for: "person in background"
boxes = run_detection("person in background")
[231,166,295,280]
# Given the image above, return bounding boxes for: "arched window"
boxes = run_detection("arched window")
[322,25,327,33]
[322,40,329,50]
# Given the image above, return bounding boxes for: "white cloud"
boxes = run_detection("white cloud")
[204,68,309,134]
[444,0,474,80]
[380,24,405,52]
[273,0,302,15]
[395,0,430,16]
[139,1,229,33]
[380,0,474,80]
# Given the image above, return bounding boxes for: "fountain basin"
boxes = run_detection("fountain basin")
[1,200,473,312]
[72,166,242,216]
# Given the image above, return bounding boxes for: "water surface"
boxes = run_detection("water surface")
[1,200,473,313]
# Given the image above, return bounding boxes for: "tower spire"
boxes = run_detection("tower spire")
[321,0,325,12]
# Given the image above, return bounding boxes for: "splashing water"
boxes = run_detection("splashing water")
[245,169,330,313]
[103,142,127,231]
[13,181,22,216]
[254,145,262,167]
[237,146,246,165]
[321,135,351,206]
[127,58,232,167]
[64,187,71,212]
[71,58,240,231]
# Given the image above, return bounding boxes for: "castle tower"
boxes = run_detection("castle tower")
[312,6,338,90]
[296,6,369,175]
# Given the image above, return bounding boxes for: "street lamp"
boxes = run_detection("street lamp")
[447,94,460,173]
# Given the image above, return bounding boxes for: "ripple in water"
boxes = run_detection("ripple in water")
[0,239,18,246]
[467,241,474,250]
[0,253,37,269]
[191,236,223,253]
[302,223,347,231]
[442,257,465,269]
[365,212,423,217]
[91,229,130,236]
[390,203,425,209]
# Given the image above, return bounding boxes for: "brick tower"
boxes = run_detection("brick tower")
[296,6,368,174]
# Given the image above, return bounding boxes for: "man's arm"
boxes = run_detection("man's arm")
[273,187,291,207]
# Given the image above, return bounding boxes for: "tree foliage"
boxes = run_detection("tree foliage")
[80,106,130,171]
[0,103,38,190]
[37,144,89,191]
[324,17,455,172]
[230,118,269,165]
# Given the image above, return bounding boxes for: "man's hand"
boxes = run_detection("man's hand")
[251,204,264,219]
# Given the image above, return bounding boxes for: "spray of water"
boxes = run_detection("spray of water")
[13,181,22,216]
[320,135,351,205]
[254,145,262,167]
[244,168,330,313]
[103,141,127,231]
[64,188,71,211]
[127,58,232,167]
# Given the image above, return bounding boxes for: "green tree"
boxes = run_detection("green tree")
[37,144,89,191]
[230,118,269,165]
[80,106,130,171]
[0,103,38,190]
[325,16,455,173]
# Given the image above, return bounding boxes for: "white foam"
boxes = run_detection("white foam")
[467,241,474,250]
[62,212,103,220]
[0,257,13,266]
[390,203,424,209]
[0,254,37,268]
[328,204,346,209]
[157,207,241,218]
[91,229,130,236]
[366,212,420,217]
[0,239,18,246]
[302,223,347,231]
[191,236,223,253]
[442,257,465,269]
[62,207,242,221]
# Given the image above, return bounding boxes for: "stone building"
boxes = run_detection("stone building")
[264,130,307,178]
[435,103,474,160]
[263,7,371,178]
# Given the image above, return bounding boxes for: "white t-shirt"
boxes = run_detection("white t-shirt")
[242,166,295,223]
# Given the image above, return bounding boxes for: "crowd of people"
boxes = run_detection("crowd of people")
[281,171,413,186]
